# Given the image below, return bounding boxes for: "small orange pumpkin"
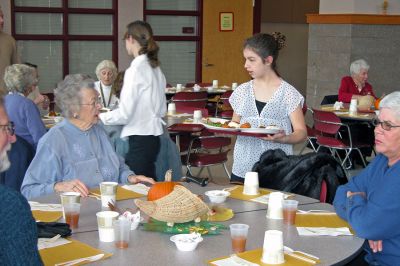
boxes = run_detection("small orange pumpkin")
[374,98,381,110]
[147,170,179,201]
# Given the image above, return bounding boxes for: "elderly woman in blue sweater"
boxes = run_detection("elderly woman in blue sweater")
[4,64,46,149]
[333,91,400,265]
[21,74,154,199]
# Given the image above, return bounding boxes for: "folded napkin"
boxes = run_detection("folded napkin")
[250,193,292,205]
[29,201,62,212]
[38,236,71,250]
[297,227,353,236]
[211,255,260,266]
[122,183,150,195]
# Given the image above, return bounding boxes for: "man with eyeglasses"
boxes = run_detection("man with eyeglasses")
[0,98,43,265]
[333,91,400,265]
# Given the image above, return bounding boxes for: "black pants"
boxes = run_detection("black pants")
[126,135,160,179]
[230,173,244,183]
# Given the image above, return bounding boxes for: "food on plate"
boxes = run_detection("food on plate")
[265,125,281,130]
[205,119,238,129]
[240,122,251,128]
[228,121,240,128]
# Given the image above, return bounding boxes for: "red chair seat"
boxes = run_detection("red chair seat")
[182,151,229,167]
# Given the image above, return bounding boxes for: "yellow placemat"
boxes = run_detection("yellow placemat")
[208,248,319,265]
[40,238,112,266]
[202,206,234,222]
[228,186,271,201]
[90,186,145,201]
[32,210,63,222]
[296,213,353,233]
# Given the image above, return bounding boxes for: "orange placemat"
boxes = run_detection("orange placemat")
[40,238,112,266]
[228,185,271,201]
[90,186,145,201]
[296,213,354,233]
[208,248,319,265]
[32,210,63,222]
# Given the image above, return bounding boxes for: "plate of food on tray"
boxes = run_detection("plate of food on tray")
[201,118,240,131]
[239,123,282,134]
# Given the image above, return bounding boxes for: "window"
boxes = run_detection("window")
[12,0,117,93]
[144,0,201,86]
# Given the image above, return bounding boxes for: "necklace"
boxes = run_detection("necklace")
[99,82,112,107]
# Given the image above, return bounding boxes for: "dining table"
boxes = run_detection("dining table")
[33,183,364,266]
[316,104,376,122]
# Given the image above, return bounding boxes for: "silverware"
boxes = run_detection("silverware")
[54,253,104,266]
[284,246,319,261]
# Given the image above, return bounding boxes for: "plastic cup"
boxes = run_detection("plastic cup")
[193,110,202,123]
[63,202,80,229]
[168,103,176,115]
[60,192,81,219]
[261,230,285,264]
[266,192,284,219]
[229,224,249,253]
[114,219,132,249]
[100,182,118,208]
[243,172,259,195]
[96,211,120,242]
[282,200,298,225]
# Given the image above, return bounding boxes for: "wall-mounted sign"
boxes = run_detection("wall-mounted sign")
[219,12,234,31]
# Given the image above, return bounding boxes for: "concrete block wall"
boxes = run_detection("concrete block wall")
[306,23,400,108]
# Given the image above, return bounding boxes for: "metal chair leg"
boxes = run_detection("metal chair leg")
[206,167,213,179]
[223,163,230,179]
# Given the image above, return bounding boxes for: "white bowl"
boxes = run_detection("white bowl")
[205,190,230,204]
[170,234,203,251]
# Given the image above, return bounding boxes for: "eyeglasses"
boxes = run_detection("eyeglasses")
[372,118,400,131]
[80,98,101,108]
[0,121,15,136]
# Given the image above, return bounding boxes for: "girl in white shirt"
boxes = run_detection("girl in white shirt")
[94,60,119,109]
[99,21,166,179]
[229,33,307,182]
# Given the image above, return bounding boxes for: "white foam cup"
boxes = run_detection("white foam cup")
[231,82,238,90]
[96,211,119,242]
[243,172,259,195]
[193,110,203,123]
[168,103,176,115]
[261,230,285,264]
[266,192,284,219]
[100,182,118,208]
[212,80,218,89]
[176,84,183,91]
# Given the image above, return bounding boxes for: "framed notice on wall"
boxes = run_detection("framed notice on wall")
[219,12,234,31]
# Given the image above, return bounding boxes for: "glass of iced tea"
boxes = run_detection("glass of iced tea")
[282,200,299,225]
[64,203,80,229]
[229,224,249,253]
[114,219,132,249]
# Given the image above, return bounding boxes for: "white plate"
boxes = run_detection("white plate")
[201,118,239,131]
[240,126,281,134]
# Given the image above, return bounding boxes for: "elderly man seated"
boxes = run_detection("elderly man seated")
[0,97,43,265]
[333,91,400,265]
[21,74,154,199]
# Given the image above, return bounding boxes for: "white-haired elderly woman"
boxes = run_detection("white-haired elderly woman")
[94,60,119,109]
[21,74,155,200]
[334,91,400,265]
[338,59,377,104]
[4,64,46,149]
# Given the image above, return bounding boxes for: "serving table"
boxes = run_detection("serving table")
[33,184,364,266]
